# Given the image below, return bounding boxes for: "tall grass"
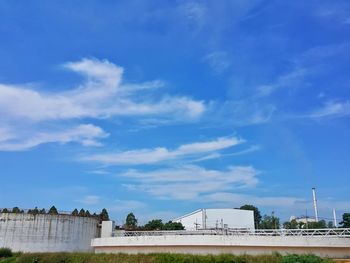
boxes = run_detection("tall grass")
[0,252,332,263]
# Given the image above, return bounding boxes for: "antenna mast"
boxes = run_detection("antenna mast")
[312,188,319,222]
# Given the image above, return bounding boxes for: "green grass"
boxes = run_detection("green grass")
[0,252,332,263]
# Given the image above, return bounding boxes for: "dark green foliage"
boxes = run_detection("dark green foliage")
[71,209,79,216]
[125,212,138,230]
[99,208,109,221]
[282,254,331,263]
[144,219,163,230]
[78,208,86,217]
[240,204,262,229]
[0,252,331,263]
[260,215,280,229]
[163,221,185,230]
[1,208,9,213]
[0,248,12,258]
[39,208,46,214]
[85,210,91,217]
[48,206,58,215]
[28,207,39,215]
[11,207,21,213]
[283,219,298,229]
[307,220,327,229]
[340,213,350,228]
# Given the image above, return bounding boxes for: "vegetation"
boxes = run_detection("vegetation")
[340,213,350,228]
[0,248,12,258]
[240,204,262,229]
[142,219,184,231]
[0,252,332,263]
[125,212,138,230]
[48,206,58,215]
[260,214,280,229]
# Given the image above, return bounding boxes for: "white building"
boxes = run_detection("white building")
[173,208,255,231]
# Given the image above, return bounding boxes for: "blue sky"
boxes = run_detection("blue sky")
[0,0,350,225]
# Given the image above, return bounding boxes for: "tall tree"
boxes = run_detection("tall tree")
[71,209,79,216]
[12,207,21,213]
[99,208,109,221]
[239,204,262,229]
[308,220,327,229]
[340,213,350,228]
[144,219,163,230]
[163,221,185,230]
[48,206,58,215]
[259,215,280,229]
[283,219,298,229]
[78,208,86,217]
[125,213,138,230]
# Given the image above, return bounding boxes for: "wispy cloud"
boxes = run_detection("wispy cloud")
[0,124,108,151]
[76,195,100,205]
[0,58,206,151]
[203,51,231,74]
[81,136,242,165]
[123,165,259,200]
[306,100,350,119]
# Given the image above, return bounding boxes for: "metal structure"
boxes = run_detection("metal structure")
[312,188,319,222]
[118,228,350,238]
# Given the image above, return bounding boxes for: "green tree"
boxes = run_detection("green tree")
[30,207,39,215]
[48,206,58,215]
[85,210,91,217]
[71,208,79,216]
[308,220,327,229]
[78,208,86,217]
[39,208,46,214]
[125,212,138,230]
[327,221,334,228]
[340,213,350,228]
[259,215,280,229]
[144,219,163,230]
[12,207,21,213]
[99,208,109,221]
[163,221,185,230]
[283,219,298,229]
[2,208,9,213]
[239,204,262,229]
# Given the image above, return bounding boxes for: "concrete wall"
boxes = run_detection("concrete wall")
[0,213,99,252]
[92,235,350,258]
[174,209,255,230]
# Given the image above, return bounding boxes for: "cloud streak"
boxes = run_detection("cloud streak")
[81,136,243,165]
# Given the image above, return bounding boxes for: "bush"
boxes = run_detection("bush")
[282,254,332,263]
[0,248,13,258]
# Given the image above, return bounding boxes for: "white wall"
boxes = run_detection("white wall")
[174,209,254,230]
[0,213,99,252]
[92,235,350,258]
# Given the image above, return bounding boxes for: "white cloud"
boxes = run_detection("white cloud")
[81,136,242,165]
[76,195,101,205]
[0,58,206,151]
[122,165,259,200]
[307,100,350,119]
[0,58,205,122]
[0,124,108,151]
[109,199,146,213]
[203,51,231,74]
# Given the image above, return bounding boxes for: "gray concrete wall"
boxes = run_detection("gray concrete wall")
[0,213,99,252]
[92,235,350,258]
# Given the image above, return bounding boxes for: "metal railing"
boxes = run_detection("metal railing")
[116,228,350,238]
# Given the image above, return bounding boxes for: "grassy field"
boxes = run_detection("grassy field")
[0,251,334,263]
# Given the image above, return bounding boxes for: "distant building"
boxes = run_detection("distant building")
[173,208,255,231]
[290,216,317,224]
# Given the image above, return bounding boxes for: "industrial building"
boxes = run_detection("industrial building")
[173,208,255,231]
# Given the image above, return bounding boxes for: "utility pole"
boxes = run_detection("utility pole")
[333,209,337,228]
[312,188,319,222]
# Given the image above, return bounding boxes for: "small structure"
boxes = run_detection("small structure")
[173,208,255,231]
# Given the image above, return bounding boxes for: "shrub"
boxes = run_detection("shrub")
[0,248,13,258]
[282,254,332,263]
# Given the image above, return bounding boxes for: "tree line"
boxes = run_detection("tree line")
[239,204,350,229]
[0,206,109,222]
[122,212,184,231]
